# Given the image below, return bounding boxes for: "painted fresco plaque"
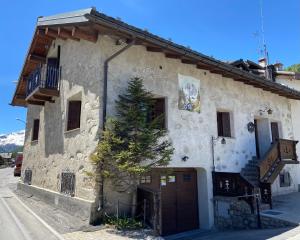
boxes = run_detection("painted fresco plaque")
[178,74,201,113]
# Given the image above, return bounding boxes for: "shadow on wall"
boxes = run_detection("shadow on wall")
[44,97,64,157]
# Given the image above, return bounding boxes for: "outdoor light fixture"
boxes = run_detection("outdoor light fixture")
[221,138,226,145]
[181,156,189,162]
[259,106,273,115]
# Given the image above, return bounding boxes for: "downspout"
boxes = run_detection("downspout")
[98,38,135,212]
[102,39,136,130]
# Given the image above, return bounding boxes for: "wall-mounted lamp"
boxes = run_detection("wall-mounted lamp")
[181,156,189,162]
[259,107,273,116]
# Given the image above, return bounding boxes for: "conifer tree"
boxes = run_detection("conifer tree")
[91,77,174,216]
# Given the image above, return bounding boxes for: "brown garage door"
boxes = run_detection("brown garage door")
[160,169,199,235]
[139,168,199,236]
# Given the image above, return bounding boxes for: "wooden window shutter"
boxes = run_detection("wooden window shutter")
[217,112,223,136]
[67,101,81,131]
[32,119,40,141]
[217,112,231,137]
[222,112,231,137]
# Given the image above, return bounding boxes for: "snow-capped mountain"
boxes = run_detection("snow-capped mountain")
[0,130,25,153]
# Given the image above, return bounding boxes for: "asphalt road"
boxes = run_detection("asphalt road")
[0,167,62,240]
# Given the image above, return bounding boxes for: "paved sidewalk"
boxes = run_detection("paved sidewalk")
[63,227,162,240]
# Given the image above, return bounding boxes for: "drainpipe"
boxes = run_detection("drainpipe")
[102,39,136,130]
[98,38,135,212]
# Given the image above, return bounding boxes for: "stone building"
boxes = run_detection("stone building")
[11,8,300,236]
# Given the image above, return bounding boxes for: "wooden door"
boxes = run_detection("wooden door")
[254,119,260,158]
[160,169,199,236]
[271,122,280,143]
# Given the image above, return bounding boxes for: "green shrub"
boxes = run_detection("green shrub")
[105,216,143,230]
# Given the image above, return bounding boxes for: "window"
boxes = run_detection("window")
[280,171,291,187]
[141,175,151,184]
[168,175,176,183]
[32,119,40,141]
[183,174,192,182]
[67,101,81,131]
[149,98,166,129]
[217,112,231,137]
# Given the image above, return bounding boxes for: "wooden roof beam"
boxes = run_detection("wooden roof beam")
[181,59,197,65]
[72,27,98,43]
[165,53,181,59]
[146,46,163,52]
[28,54,46,64]
[58,27,80,41]
[37,29,55,40]
[45,27,67,40]
[196,63,214,70]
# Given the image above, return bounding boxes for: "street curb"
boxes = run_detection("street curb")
[12,191,65,240]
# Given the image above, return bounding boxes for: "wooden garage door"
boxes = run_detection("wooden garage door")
[160,169,199,236]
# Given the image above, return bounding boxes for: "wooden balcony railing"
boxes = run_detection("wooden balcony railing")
[26,63,61,105]
[259,139,298,183]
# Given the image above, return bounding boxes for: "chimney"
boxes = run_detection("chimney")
[274,62,283,71]
[258,57,267,68]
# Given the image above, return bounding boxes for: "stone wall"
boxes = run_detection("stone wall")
[214,196,297,230]
[22,38,103,202]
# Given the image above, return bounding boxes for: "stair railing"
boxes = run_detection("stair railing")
[258,139,298,183]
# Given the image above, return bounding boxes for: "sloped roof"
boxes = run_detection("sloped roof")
[11,8,300,106]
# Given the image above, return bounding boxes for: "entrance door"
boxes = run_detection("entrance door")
[271,122,280,143]
[254,119,260,159]
[46,58,59,88]
[160,169,199,236]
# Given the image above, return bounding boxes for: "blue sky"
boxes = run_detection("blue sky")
[0,0,299,134]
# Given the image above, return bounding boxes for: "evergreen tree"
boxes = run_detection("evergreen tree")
[285,63,300,73]
[91,77,174,216]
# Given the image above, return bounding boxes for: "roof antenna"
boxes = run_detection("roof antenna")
[259,0,269,64]
[259,0,270,78]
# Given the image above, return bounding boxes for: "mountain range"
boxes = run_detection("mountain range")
[0,130,25,153]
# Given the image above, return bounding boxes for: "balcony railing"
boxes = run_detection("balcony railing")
[26,63,61,98]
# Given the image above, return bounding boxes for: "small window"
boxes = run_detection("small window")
[183,174,192,182]
[141,175,151,184]
[160,176,167,186]
[67,101,81,131]
[32,119,40,141]
[280,171,291,187]
[149,98,166,129]
[168,175,176,183]
[217,112,231,137]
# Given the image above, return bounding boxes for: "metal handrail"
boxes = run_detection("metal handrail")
[26,64,61,97]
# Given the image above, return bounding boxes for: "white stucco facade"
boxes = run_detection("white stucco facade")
[21,35,300,229]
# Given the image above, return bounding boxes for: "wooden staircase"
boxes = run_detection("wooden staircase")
[212,139,298,211]
[241,139,298,206]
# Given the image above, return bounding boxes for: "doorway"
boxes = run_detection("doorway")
[139,168,199,236]
[254,119,260,159]
[271,122,280,143]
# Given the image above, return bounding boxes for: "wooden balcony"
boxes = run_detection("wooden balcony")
[26,63,61,105]
[259,139,298,183]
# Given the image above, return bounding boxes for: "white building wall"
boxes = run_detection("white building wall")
[22,35,298,228]
[273,78,300,195]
